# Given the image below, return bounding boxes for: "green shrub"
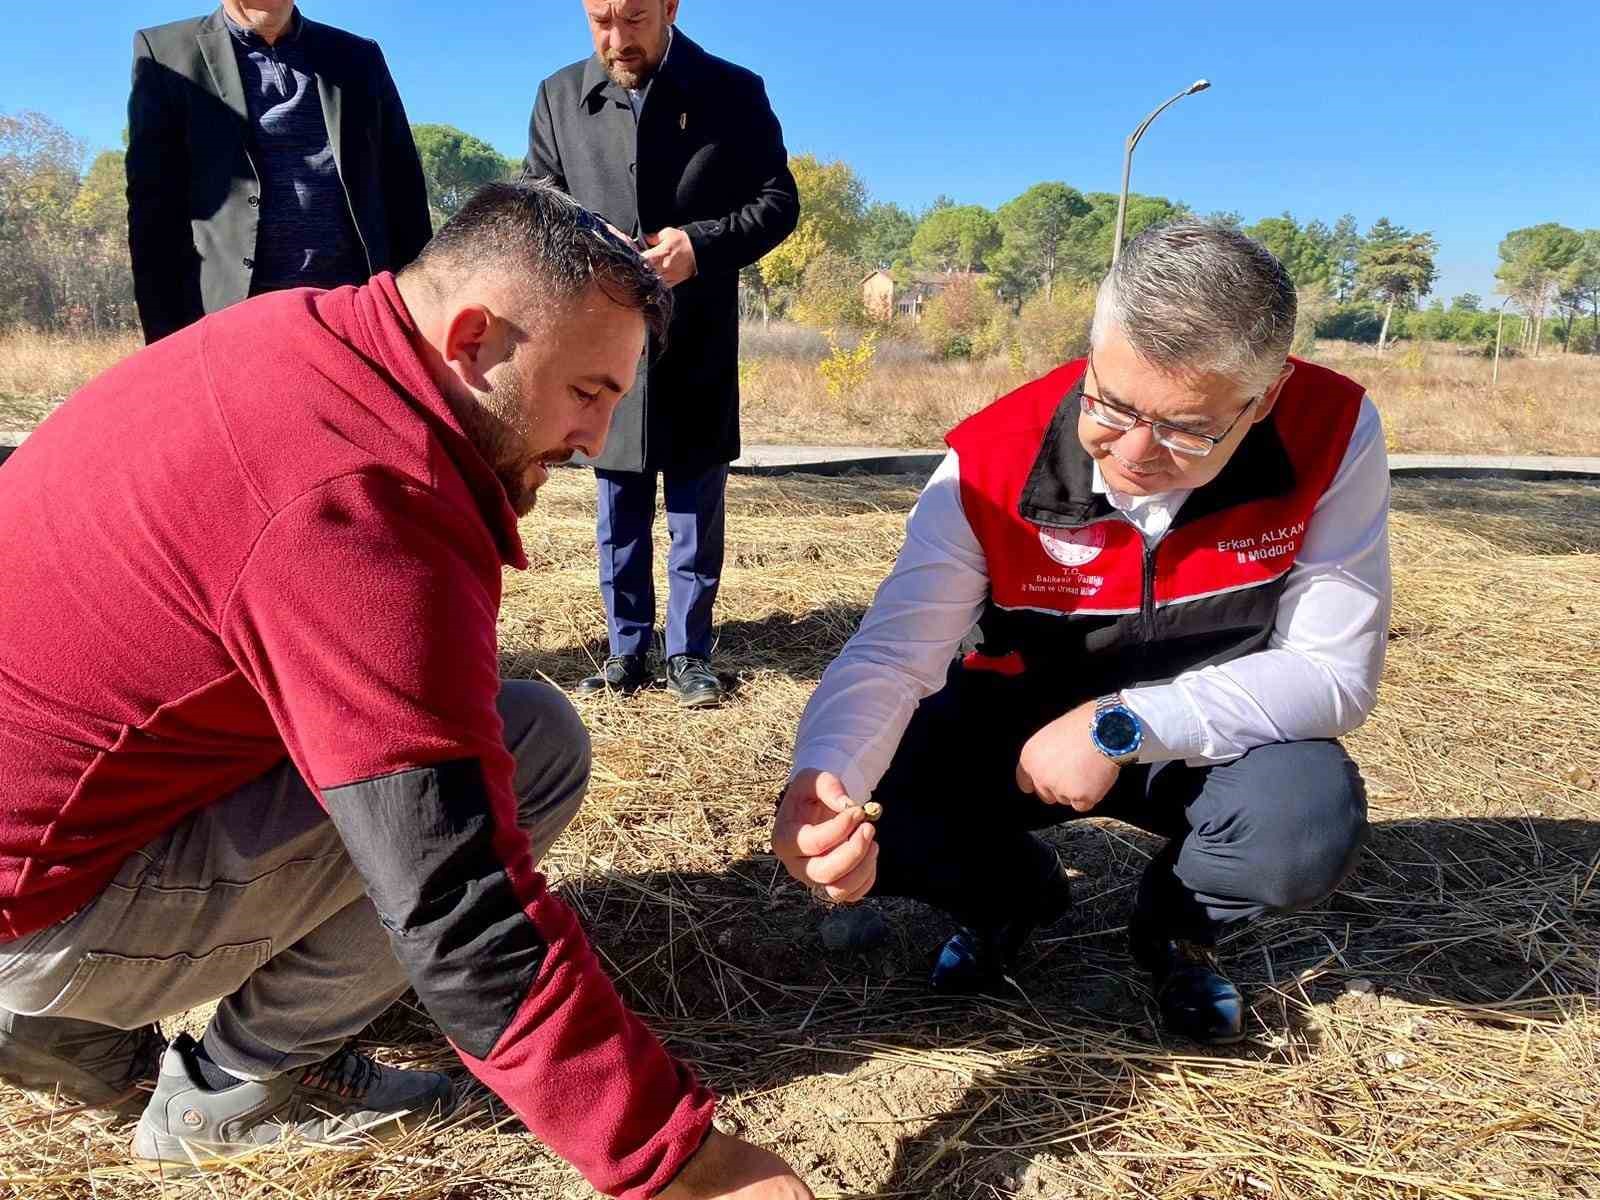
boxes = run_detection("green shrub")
[1316,303,1386,344]
[791,250,869,331]
[1292,283,1333,357]
[918,276,1000,360]
[1013,284,1096,372]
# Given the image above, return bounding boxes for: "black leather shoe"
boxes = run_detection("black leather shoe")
[665,655,725,708]
[928,920,1033,994]
[576,654,652,695]
[928,863,1073,994]
[1129,921,1245,1045]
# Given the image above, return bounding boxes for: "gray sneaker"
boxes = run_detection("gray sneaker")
[132,1033,456,1168]
[0,1008,167,1108]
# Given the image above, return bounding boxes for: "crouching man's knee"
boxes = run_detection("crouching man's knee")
[496,680,592,853]
[1251,741,1370,913]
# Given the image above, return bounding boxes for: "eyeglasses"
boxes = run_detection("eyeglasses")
[1080,355,1260,458]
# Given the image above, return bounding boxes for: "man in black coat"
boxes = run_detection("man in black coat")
[127,2,432,343]
[526,0,800,706]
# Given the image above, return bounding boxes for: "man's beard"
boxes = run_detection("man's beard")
[602,38,665,90]
[504,449,574,517]
[470,368,571,517]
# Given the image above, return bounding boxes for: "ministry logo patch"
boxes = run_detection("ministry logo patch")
[1038,524,1106,567]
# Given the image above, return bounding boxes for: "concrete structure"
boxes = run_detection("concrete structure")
[730,444,1600,482]
[1385,453,1600,481]
[734,444,944,477]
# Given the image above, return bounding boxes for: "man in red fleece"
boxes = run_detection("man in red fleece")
[0,180,810,1199]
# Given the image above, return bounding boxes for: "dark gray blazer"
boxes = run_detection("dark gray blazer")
[126,9,432,344]
[526,29,799,473]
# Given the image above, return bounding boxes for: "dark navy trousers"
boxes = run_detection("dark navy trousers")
[869,664,1369,942]
[595,465,729,660]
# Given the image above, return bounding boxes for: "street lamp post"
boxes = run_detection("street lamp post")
[1493,295,1514,387]
[1111,79,1211,265]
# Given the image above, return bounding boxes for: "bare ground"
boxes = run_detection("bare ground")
[3,470,1598,1198]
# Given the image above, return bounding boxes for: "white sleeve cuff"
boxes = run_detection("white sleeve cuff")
[1120,684,1205,764]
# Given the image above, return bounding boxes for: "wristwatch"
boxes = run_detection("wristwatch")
[1089,693,1144,764]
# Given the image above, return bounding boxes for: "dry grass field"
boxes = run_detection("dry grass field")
[732,334,1600,454]
[0,329,140,431]
[736,328,1600,456]
[3,467,1598,1199]
[3,327,1598,460]
[1301,342,1600,459]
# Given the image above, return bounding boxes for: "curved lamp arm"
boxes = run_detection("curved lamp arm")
[1111,79,1211,265]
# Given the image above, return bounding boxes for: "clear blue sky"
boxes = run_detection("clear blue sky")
[4,0,1597,303]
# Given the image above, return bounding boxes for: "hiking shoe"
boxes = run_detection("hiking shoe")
[665,654,725,707]
[0,1009,167,1108]
[132,1033,455,1168]
[576,654,653,695]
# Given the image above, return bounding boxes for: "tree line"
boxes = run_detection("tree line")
[0,113,136,332]
[0,112,515,335]
[4,110,1596,361]
[756,153,1598,360]
[1494,223,1600,354]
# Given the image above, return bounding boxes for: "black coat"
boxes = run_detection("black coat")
[525,30,799,473]
[127,9,432,344]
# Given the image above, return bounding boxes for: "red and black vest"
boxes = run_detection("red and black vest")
[945,356,1365,707]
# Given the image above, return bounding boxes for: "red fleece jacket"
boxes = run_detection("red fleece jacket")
[0,276,714,1197]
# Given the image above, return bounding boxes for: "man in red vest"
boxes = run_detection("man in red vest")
[0,181,810,1199]
[772,222,1390,1044]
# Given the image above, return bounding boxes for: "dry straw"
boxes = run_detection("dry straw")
[3,470,1597,1199]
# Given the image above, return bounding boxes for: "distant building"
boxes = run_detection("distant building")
[862,270,897,323]
[861,268,982,325]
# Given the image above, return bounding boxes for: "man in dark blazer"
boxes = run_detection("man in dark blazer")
[127,2,432,344]
[526,0,800,706]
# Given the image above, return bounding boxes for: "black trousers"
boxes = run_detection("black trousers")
[869,664,1369,942]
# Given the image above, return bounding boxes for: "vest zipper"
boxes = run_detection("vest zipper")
[1105,508,1159,639]
[1140,537,1158,640]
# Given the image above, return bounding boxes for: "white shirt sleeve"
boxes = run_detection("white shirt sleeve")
[1121,395,1392,764]
[790,450,990,803]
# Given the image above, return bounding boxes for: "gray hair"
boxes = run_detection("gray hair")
[405,177,672,345]
[1091,220,1296,393]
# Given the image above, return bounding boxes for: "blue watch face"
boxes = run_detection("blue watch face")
[1096,709,1140,755]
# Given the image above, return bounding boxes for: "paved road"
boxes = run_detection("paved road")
[729,444,1600,482]
[4,428,1598,481]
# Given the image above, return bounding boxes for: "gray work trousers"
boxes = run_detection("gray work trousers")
[0,681,590,1081]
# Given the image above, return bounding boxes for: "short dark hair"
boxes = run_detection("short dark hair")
[406,178,672,345]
